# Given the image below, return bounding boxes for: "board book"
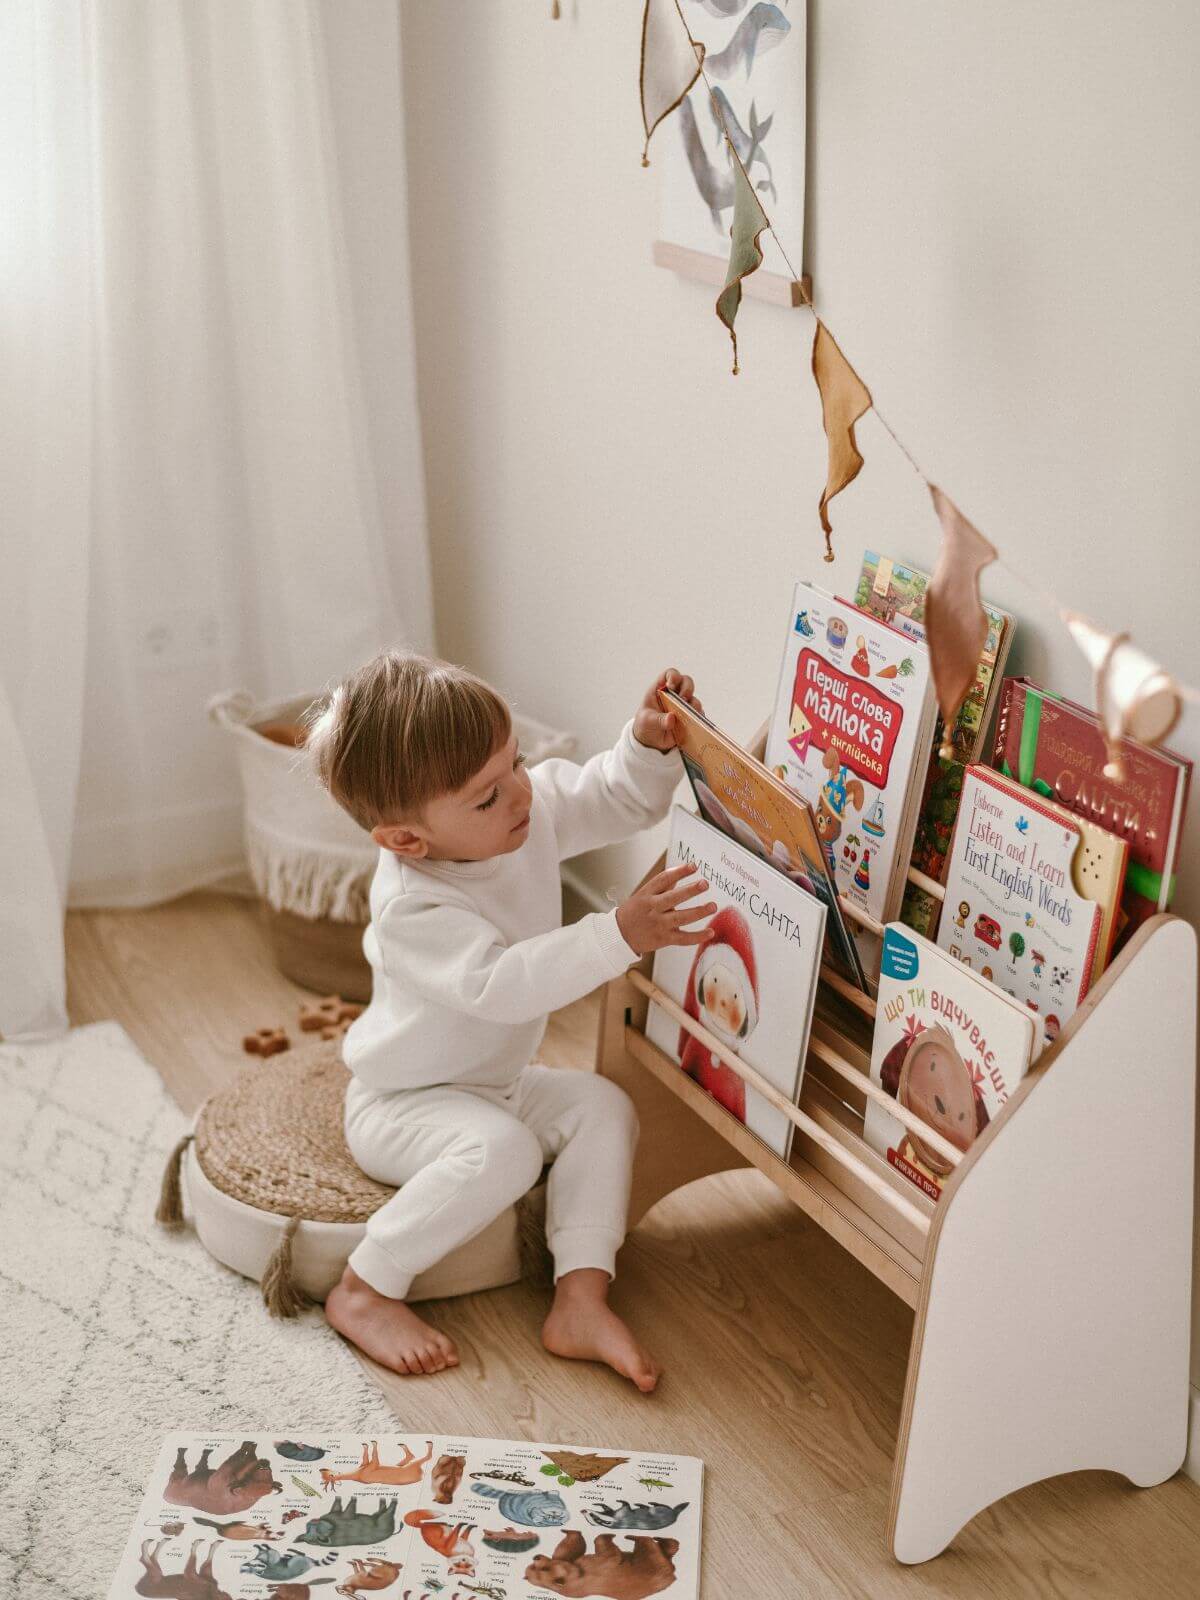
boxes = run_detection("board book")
[645,805,825,1161]
[661,687,867,989]
[853,549,1014,762]
[107,1433,704,1600]
[765,581,938,933]
[992,675,1191,944]
[864,925,1040,1201]
[935,764,1128,1042]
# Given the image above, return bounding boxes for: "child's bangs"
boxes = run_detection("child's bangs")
[423,679,512,802]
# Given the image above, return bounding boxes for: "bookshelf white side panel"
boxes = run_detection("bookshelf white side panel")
[890,917,1197,1564]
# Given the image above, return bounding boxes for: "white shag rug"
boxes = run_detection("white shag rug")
[0,1021,396,1600]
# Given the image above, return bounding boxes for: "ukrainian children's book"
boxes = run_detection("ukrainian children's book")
[864,925,1039,1201]
[645,805,825,1160]
[992,675,1191,945]
[853,550,1014,761]
[662,687,867,990]
[936,765,1128,1043]
[765,581,938,932]
[107,1433,704,1599]
[853,550,1015,942]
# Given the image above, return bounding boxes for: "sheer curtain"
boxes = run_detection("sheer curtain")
[0,1,432,1038]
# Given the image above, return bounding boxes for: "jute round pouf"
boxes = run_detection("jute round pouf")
[156,1040,529,1316]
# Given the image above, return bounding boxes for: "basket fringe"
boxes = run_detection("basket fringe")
[246,829,372,923]
[155,1134,194,1229]
[261,1215,308,1318]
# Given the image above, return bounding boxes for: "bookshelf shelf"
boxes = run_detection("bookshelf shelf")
[598,842,1196,1563]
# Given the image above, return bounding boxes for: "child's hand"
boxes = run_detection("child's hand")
[616,864,716,956]
[633,669,702,752]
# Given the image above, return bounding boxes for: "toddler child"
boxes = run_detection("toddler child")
[305,652,714,1391]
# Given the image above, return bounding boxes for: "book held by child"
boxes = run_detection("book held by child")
[864,925,1040,1201]
[765,581,938,934]
[935,764,1128,1042]
[645,805,826,1161]
[661,687,867,989]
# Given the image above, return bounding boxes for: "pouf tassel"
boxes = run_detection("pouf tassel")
[262,1215,307,1318]
[155,1134,195,1229]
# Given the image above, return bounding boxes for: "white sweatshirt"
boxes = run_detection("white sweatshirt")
[342,723,681,1092]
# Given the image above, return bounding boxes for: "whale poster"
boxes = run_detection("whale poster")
[106,1433,704,1599]
[657,1,808,283]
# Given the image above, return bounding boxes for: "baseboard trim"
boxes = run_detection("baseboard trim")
[1186,1385,1200,1484]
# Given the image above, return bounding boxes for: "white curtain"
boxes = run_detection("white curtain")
[0,0,432,1038]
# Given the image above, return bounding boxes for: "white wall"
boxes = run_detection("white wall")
[401,1,1200,1376]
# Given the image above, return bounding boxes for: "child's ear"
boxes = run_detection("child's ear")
[372,821,428,859]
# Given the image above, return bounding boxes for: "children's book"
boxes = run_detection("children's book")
[936,765,1128,1042]
[853,549,1014,762]
[661,687,867,990]
[864,925,1040,1201]
[765,581,939,934]
[645,805,825,1160]
[107,1433,704,1600]
[992,675,1191,946]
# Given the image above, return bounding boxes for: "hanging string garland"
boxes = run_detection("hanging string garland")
[640,0,705,167]
[811,323,872,561]
[631,0,1195,764]
[715,148,769,374]
[924,488,998,761]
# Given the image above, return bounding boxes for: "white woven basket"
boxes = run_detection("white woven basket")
[210,687,576,925]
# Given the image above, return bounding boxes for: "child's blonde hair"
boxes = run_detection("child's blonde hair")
[304,651,512,831]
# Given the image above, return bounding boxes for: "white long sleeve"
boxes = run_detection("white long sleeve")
[535,721,681,860]
[374,896,633,1026]
[342,727,678,1093]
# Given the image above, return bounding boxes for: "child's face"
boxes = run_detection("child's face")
[374,734,534,863]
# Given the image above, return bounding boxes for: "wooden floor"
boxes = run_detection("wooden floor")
[67,892,1200,1598]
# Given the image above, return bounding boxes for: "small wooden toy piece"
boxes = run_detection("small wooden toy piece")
[242,1027,290,1057]
[299,995,363,1033]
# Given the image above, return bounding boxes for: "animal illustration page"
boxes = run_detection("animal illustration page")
[106,1434,704,1600]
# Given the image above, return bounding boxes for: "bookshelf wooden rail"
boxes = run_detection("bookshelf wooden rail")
[599,904,1197,1564]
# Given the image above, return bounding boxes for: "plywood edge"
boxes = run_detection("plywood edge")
[625,1027,923,1305]
[886,912,1197,1558]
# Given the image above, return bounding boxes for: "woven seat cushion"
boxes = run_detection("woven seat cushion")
[195,1049,394,1223]
[183,1039,526,1304]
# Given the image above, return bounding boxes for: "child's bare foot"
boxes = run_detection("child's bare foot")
[542,1268,660,1393]
[325,1266,459,1376]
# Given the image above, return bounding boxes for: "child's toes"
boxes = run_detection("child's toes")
[434,1331,460,1366]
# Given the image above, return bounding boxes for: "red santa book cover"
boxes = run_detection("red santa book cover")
[645,806,826,1161]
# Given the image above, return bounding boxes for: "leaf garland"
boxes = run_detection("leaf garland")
[640,0,705,166]
[811,322,871,560]
[924,486,998,758]
[715,150,770,375]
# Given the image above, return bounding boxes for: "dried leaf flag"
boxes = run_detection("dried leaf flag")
[640,0,705,165]
[715,150,769,374]
[1061,611,1184,779]
[811,321,871,559]
[924,486,998,758]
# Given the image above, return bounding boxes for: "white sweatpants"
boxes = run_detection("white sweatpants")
[343,1065,639,1300]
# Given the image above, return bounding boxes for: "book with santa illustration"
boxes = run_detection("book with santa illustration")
[764,582,939,935]
[645,805,826,1160]
[864,925,1041,1201]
